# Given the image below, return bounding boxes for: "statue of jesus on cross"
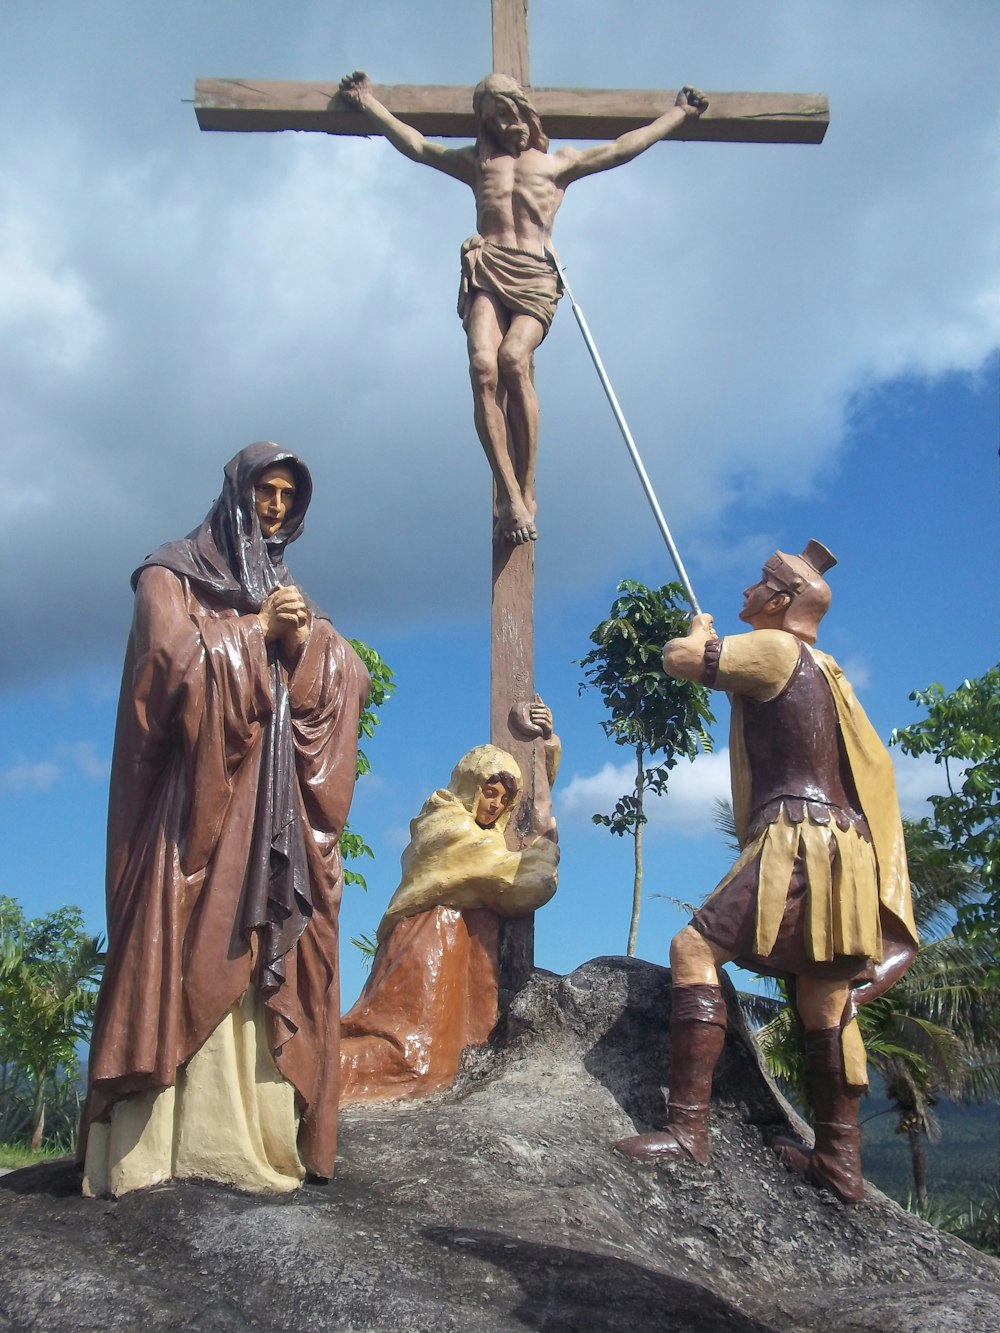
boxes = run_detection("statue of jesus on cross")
[339,70,707,546]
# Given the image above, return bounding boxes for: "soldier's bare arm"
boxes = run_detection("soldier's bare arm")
[663,612,718,681]
[339,71,476,185]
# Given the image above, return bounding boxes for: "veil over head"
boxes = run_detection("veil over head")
[445,744,522,827]
[376,743,558,941]
[134,442,318,615]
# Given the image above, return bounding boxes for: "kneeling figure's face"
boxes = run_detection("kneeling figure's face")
[476,780,512,829]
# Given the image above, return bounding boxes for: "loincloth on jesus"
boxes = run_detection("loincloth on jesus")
[458,235,563,337]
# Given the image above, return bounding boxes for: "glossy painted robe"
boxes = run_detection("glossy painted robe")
[83,445,369,1180]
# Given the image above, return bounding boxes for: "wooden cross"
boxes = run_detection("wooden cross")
[196,1,828,1003]
[195,7,828,144]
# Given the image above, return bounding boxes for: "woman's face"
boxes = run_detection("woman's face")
[475,780,512,828]
[254,465,297,537]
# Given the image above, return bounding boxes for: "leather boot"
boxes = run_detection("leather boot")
[775,1026,864,1203]
[616,984,727,1166]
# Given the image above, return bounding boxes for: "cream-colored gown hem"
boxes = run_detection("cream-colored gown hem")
[83,991,303,1197]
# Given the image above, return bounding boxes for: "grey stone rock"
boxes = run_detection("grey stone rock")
[2,957,997,1332]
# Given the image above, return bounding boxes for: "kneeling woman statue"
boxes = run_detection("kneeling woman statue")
[341,703,560,1103]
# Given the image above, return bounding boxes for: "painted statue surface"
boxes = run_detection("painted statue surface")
[341,716,560,1103]
[616,541,918,1203]
[82,443,370,1196]
[339,70,707,545]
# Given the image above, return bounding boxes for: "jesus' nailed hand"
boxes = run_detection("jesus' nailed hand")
[339,70,707,546]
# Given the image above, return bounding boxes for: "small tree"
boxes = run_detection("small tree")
[891,664,999,968]
[0,898,104,1149]
[579,580,714,956]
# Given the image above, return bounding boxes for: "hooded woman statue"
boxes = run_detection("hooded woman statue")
[81,443,370,1196]
[341,725,560,1103]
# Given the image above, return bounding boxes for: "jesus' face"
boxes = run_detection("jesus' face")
[481,93,531,154]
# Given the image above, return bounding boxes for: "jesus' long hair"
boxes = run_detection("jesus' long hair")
[473,73,549,154]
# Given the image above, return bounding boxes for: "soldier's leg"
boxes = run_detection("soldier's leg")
[776,976,864,1202]
[616,926,733,1165]
[670,924,733,986]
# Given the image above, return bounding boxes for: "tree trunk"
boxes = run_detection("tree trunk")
[908,1128,929,1212]
[29,1069,46,1151]
[627,743,644,957]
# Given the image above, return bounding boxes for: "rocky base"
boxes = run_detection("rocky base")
[2,958,998,1331]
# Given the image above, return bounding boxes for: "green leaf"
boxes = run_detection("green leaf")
[891,664,999,954]
[340,638,397,895]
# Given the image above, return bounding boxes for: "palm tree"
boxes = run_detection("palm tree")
[0,901,105,1149]
[857,821,997,1209]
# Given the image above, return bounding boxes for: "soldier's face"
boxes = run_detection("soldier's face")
[254,466,297,537]
[739,577,784,627]
[483,95,530,153]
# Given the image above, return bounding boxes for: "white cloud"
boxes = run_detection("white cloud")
[0,760,61,794]
[558,749,732,838]
[839,656,872,692]
[0,158,106,373]
[892,751,964,822]
[0,243,103,375]
[62,742,111,782]
[561,744,964,835]
[0,743,109,795]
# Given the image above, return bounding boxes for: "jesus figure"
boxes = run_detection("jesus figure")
[339,71,707,544]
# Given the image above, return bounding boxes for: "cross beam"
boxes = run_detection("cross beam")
[195,80,828,146]
[493,0,531,86]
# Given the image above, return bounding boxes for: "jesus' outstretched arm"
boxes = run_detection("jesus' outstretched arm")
[554,86,708,186]
[339,71,475,185]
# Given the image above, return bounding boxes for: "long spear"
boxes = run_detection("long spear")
[552,255,702,615]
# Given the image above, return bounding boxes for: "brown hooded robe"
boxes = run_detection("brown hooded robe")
[82,444,369,1187]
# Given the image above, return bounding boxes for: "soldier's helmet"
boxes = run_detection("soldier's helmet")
[761,539,836,644]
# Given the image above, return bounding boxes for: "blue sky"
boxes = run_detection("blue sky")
[1,1,997,1009]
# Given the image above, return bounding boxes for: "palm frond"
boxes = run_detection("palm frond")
[901,819,983,938]
[712,799,740,854]
[351,932,378,971]
[737,991,786,1028]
